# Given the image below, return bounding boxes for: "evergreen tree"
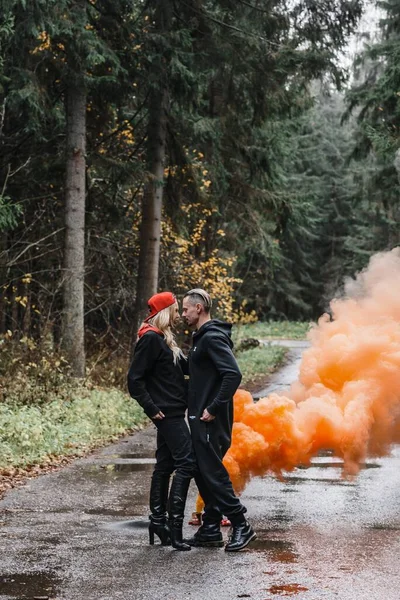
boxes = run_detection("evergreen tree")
[345,0,400,261]
[0,0,367,365]
[275,90,360,318]
[131,0,172,342]
[178,0,364,318]
[0,0,142,367]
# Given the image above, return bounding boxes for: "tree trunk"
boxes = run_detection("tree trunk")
[0,233,8,334]
[131,2,171,352]
[62,82,86,377]
[131,87,168,344]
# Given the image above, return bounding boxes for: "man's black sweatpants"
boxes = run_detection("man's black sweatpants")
[190,417,246,525]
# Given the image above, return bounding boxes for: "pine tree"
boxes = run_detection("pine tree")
[131,1,172,343]
[172,0,364,319]
[0,0,142,369]
[345,0,400,262]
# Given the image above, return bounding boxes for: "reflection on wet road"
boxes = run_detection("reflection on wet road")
[243,446,400,599]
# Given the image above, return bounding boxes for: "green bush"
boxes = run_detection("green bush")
[0,334,76,405]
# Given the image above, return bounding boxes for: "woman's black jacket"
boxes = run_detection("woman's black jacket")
[127,331,187,419]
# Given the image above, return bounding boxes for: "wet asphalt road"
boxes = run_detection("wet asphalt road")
[1,344,399,600]
[254,341,309,399]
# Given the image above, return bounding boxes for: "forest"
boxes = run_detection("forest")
[1,0,399,383]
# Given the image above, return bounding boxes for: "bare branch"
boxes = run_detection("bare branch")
[1,158,31,198]
[6,228,64,267]
[10,157,31,178]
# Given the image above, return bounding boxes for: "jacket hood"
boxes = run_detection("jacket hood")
[137,323,163,339]
[193,319,233,347]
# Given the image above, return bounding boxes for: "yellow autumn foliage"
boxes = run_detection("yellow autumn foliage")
[161,204,257,324]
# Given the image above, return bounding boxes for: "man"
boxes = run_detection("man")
[182,288,256,552]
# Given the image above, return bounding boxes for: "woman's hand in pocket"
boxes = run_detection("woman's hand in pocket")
[152,411,165,420]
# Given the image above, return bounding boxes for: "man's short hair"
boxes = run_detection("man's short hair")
[184,288,212,313]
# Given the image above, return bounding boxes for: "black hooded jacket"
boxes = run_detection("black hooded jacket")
[127,331,187,419]
[187,320,242,423]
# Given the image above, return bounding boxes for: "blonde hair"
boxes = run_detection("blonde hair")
[144,302,184,365]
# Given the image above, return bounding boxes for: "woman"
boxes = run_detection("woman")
[127,291,196,551]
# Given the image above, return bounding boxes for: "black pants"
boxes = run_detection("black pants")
[190,418,246,525]
[153,416,197,478]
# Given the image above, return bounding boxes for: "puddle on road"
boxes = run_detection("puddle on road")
[0,571,60,599]
[108,453,155,460]
[271,513,293,524]
[270,550,298,564]
[297,461,380,470]
[283,476,355,486]
[33,536,61,546]
[84,507,142,517]
[266,583,309,596]
[247,536,298,563]
[104,463,154,473]
[101,518,149,531]
[85,462,154,474]
[367,524,400,531]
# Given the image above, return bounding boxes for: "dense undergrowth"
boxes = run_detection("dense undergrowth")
[0,388,147,469]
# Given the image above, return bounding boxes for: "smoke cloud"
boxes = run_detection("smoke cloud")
[225,248,400,491]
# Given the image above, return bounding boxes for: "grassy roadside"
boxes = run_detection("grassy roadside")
[233,320,311,344]
[237,344,287,391]
[0,388,148,470]
[233,320,310,391]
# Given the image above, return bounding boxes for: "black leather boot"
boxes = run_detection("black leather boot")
[149,471,171,546]
[185,520,224,547]
[224,519,256,552]
[168,473,191,551]
[149,518,171,546]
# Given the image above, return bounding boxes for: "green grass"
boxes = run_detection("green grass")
[233,320,311,343]
[0,388,148,469]
[237,345,287,389]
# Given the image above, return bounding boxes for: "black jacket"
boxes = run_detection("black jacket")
[187,320,242,421]
[127,331,187,419]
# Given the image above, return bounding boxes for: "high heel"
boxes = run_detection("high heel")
[149,471,171,546]
[149,528,155,545]
[148,521,171,546]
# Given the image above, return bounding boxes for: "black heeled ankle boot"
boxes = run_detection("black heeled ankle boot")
[149,471,171,546]
[168,473,192,551]
[149,518,171,546]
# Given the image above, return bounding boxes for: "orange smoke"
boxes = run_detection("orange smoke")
[224,248,400,491]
